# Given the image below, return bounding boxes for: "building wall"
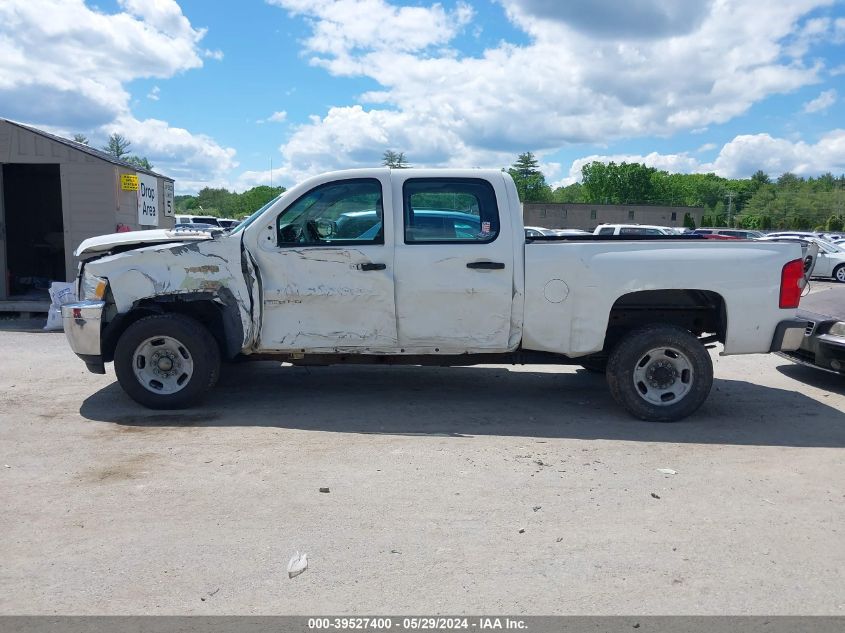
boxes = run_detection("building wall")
[0,121,174,292]
[523,202,705,231]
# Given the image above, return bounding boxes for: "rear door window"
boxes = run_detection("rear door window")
[403,178,499,244]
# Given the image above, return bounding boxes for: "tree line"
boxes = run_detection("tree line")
[506,152,845,231]
[174,185,286,218]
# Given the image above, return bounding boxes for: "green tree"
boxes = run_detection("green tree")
[826,214,844,232]
[72,133,89,145]
[103,133,131,159]
[125,155,153,170]
[508,152,552,202]
[382,150,409,168]
[683,213,696,229]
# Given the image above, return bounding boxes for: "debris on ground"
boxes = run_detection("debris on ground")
[319,487,330,493]
[533,506,542,512]
[518,528,525,534]
[390,549,401,554]
[651,492,661,499]
[657,468,677,475]
[288,551,308,578]
[556,537,563,543]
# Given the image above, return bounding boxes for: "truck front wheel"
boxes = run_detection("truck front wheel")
[114,313,220,409]
[606,324,713,422]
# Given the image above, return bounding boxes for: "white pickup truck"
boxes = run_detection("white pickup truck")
[63,168,808,421]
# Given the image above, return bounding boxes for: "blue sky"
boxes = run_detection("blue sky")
[1,0,844,193]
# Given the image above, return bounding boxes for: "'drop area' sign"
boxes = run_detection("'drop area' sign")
[137,174,159,226]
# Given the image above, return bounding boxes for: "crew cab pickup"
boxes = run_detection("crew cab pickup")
[62,169,808,421]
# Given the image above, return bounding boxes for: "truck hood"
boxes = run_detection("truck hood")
[75,228,215,257]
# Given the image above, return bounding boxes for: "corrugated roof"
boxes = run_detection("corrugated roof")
[1,118,174,181]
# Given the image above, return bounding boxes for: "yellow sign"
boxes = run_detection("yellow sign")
[120,174,139,191]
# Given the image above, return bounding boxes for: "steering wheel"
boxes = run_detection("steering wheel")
[280,224,305,243]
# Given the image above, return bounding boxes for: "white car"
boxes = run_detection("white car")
[594,224,678,236]
[524,226,558,237]
[174,214,222,227]
[759,236,845,282]
[62,168,807,422]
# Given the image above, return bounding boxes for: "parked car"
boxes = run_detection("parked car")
[758,236,845,282]
[62,168,807,422]
[766,231,823,240]
[593,224,678,236]
[173,223,219,232]
[776,288,845,376]
[551,229,592,236]
[174,215,222,227]
[524,226,558,237]
[217,218,240,229]
[694,228,764,239]
[698,233,740,240]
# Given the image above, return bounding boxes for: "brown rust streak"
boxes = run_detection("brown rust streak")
[184,265,220,274]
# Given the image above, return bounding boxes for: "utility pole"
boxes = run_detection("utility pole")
[725,190,736,227]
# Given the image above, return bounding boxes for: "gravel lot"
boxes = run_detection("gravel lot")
[1,287,843,615]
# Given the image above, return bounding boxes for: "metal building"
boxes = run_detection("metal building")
[523,202,705,232]
[0,119,175,311]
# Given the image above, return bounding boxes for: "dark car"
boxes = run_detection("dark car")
[776,287,845,376]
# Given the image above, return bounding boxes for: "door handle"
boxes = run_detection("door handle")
[467,261,505,270]
[358,262,386,271]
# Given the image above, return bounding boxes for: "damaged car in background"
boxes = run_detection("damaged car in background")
[777,284,845,377]
[63,168,809,422]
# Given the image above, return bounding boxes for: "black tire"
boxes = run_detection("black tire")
[114,313,220,409]
[606,324,713,422]
[834,264,845,284]
[579,356,608,373]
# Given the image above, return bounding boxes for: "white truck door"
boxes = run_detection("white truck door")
[251,176,398,351]
[392,175,515,352]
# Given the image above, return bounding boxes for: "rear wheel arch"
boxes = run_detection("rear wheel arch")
[602,289,727,352]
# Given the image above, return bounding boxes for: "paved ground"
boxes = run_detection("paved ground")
[1,293,843,615]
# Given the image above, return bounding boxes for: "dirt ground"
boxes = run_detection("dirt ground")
[0,296,843,615]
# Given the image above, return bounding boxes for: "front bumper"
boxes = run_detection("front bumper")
[61,300,106,374]
[769,318,809,353]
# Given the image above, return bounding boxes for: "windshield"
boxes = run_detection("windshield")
[230,194,285,234]
[817,238,845,253]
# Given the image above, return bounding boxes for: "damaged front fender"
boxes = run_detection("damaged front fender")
[84,236,257,354]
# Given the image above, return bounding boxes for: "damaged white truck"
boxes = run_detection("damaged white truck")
[63,168,808,421]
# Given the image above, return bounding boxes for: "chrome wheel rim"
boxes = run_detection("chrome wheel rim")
[632,346,694,406]
[836,267,845,282]
[131,335,194,395]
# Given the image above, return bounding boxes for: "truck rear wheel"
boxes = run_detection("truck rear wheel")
[114,313,220,409]
[606,324,712,422]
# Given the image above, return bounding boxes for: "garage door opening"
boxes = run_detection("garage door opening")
[2,164,64,299]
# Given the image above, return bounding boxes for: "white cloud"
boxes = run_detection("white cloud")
[257,111,288,124]
[269,0,474,75]
[203,48,224,60]
[830,64,845,76]
[147,86,161,101]
[500,0,713,39]
[697,142,718,153]
[258,0,836,183]
[108,116,238,192]
[803,88,837,113]
[0,0,235,192]
[708,130,845,177]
